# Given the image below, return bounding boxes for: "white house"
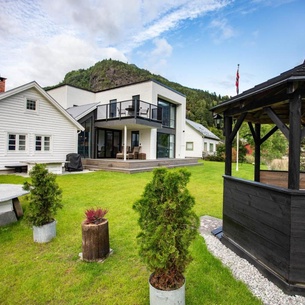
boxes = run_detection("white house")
[0,79,84,170]
[185,119,220,158]
[47,80,186,160]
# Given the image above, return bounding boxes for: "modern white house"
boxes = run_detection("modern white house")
[185,119,220,158]
[47,80,186,161]
[0,79,84,171]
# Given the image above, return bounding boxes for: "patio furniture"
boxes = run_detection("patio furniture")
[128,146,140,159]
[138,153,146,160]
[116,146,130,159]
[139,108,149,117]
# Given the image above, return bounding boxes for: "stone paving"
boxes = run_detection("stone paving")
[199,215,222,235]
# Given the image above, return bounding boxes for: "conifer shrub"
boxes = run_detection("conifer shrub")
[133,168,199,290]
[23,163,63,227]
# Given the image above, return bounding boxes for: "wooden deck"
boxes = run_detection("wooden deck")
[82,158,202,173]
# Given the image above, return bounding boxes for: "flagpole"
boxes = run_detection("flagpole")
[236,64,240,172]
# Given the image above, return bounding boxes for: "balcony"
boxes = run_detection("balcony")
[96,100,162,123]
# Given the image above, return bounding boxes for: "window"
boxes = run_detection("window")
[26,99,36,110]
[186,142,193,151]
[8,134,26,151]
[158,99,176,128]
[209,143,214,152]
[204,142,208,151]
[36,135,51,151]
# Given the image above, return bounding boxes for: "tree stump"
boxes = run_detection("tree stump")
[81,220,110,262]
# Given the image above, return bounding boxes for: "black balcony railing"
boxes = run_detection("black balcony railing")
[96,100,162,122]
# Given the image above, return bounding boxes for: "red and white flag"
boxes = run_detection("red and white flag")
[236,64,240,94]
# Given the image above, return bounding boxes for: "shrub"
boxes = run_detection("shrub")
[133,168,199,290]
[23,164,63,227]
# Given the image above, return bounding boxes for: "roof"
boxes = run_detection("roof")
[186,119,220,141]
[211,60,305,124]
[0,81,84,131]
[66,103,100,120]
[47,79,186,98]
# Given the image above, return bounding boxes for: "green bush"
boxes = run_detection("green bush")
[133,168,199,290]
[23,164,63,227]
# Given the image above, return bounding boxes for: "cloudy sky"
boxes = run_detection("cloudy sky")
[1,0,304,96]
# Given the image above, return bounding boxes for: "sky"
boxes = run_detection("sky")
[1,0,305,97]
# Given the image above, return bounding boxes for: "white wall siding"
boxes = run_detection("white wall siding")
[185,124,203,158]
[0,87,79,168]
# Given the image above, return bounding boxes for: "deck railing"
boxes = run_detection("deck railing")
[96,100,162,122]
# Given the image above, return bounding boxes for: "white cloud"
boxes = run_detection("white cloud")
[1,0,231,89]
[209,18,236,43]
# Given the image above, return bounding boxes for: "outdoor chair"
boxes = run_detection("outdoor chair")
[127,146,140,159]
[139,108,149,117]
[116,146,130,159]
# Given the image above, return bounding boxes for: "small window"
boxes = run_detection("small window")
[204,142,208,151]
[186,142,193,151]
[36,135,51,151]
[209,143,214,152]
[26,99,36,110]
[8,134,27,151]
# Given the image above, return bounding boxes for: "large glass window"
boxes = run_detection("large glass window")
[97,129,121,158]
[157,133,175,158]
[78,118,92,158]
[158,99,176,128]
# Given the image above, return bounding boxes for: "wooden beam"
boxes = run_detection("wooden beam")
[229,112,247,143]
[225,116,233,176]
[288,92,302,190]
[254,124,261,182]
[264,107,289,140]
[260,126,278,145]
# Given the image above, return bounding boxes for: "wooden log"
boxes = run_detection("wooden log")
[82,220,110,262]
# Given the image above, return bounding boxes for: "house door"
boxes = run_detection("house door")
[97,129,121,158]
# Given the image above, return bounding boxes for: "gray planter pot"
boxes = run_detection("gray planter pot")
[149,274,185,305]
[33,220,56,243]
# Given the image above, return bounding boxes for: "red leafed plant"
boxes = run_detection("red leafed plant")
[84,208,108,224]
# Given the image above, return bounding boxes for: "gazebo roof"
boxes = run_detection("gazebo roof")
[211,60,305,124]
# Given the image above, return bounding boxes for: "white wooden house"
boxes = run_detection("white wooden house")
[185,119,220,158]
[0,81,84,171]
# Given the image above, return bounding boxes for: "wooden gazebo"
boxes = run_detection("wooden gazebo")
[211,61,305,295]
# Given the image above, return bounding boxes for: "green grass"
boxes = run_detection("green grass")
[0,161,262,305]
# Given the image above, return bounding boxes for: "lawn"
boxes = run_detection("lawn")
[0,161,262,305]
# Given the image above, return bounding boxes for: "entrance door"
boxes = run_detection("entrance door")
[97,129,121,158]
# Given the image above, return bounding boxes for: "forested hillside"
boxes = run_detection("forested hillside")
[47,59,227,131]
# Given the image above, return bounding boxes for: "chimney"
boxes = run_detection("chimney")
[0,77,6,92]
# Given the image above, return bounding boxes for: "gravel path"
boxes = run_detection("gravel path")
[200,216,305,305]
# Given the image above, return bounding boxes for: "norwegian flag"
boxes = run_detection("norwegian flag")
[236,64,240,94]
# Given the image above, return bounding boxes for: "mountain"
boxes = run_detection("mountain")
[47,59,226,129]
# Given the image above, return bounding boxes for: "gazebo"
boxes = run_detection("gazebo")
[211,61,305,295]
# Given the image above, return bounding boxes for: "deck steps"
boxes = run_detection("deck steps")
[82,158,202,174]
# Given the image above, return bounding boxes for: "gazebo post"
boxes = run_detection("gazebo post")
[288,90,302,190]
[254,123,261,182]
[224,115,233,176]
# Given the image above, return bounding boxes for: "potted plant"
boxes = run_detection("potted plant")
[81,208,110,262]
[23,163,63,243]
[133,168,199,305]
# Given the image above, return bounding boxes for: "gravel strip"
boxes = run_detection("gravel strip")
[200,216,305,305]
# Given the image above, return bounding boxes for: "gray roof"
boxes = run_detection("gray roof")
[186,119,220,141]
[66,103,99,120]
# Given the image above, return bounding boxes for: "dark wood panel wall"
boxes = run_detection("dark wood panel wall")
[223,176,305,289]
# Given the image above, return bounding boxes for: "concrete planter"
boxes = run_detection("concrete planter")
[33,220,56,243]
[149,274,185,305]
